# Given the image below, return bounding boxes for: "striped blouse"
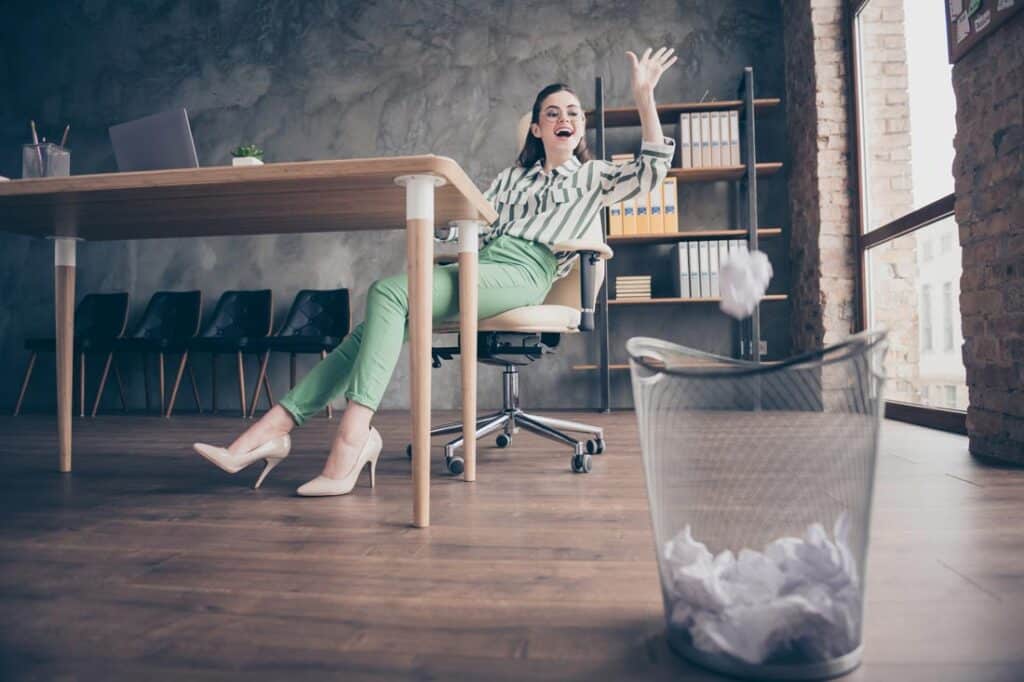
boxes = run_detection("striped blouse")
[482,137,675,278]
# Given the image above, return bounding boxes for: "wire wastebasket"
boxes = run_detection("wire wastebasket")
[628,331,888,680]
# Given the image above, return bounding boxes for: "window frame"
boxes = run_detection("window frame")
[848,0,966,434]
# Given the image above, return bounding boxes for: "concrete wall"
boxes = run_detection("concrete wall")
[0,0,787,413]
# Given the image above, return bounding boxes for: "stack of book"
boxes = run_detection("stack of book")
[672,238,749,299]
[607,153,678,236]
[678,110,740,169]
[615,275,652,301]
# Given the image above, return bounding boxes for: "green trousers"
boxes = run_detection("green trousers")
[278,236,556,424]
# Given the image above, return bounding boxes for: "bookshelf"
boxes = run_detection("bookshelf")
[585,67,784,410]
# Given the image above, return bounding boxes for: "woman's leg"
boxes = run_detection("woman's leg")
[318,256,552,480]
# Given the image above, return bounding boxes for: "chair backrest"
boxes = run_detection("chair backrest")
[513,113,607,317]
[276,289,351,339]
[130,290,202,342]
[74,292,130,340]
[199,289,273,338]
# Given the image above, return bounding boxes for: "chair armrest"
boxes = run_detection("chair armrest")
[576,251,604,332]
[551,239,614,261]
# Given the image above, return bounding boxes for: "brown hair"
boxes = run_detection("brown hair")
[516,83,593,168]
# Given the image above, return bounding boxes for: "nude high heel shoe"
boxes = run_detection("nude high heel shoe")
[296,427,383,497]
[192,434,291,489]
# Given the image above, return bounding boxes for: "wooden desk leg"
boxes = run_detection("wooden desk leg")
[454,221,481,483]
[54,238,76,473]
[396,174,444,529]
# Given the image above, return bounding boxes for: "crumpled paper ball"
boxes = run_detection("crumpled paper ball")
[719,248,773,319]
[661,514,861,665]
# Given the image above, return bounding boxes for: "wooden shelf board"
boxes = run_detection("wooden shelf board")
[572,361,742,371]
[609,294,788,306]
[608,228,781,245]
[668,163,783,183]
[587,98,781,128]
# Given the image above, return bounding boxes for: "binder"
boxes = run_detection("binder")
[700,112,712,167]
[698,240,711,298]
[710,111,722,167]
[674,243,691,297]
[729,111,740,165]
[688,241,701,297]
[649,180,664,234]
[608,201,623,235]
[635,193,650,234]
[679,113,692,168]
[709,240,720,296]
[691,114,703,168]
[622,198,637,235]
[662,178,678,232]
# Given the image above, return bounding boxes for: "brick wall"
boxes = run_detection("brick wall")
[953,12,1024,463]
[782,0,859,407]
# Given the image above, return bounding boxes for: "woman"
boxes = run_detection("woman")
[193,47,678,496]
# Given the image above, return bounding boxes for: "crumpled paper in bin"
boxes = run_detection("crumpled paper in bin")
[662,514,860,664]
[719,248,773,319]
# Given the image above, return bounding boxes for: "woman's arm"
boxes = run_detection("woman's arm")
[627,47,677,144]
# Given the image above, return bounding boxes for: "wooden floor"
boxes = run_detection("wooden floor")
[1,411,1022,681]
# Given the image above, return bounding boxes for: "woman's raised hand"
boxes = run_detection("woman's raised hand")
[626,47,677,100]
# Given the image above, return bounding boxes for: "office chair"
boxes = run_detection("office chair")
[245,288,351,419]
[94,290,202,415]
[414,113,613,476]
[14,292,130,417]
[165,289,273,418]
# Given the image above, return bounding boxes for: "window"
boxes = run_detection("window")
[854,0,966,423]
[942,282,955,351]
[945,385,957,408]
[940,232,954,254]
[921,284,933,352]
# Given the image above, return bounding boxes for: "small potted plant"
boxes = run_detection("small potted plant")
[231,144,264,166]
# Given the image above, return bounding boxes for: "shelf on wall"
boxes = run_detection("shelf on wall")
[669,163,783,183]
[608,228,782,245]
[586,98,781,129]
[609,294,788,306]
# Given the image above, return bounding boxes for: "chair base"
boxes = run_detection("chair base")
[422,364,605,475]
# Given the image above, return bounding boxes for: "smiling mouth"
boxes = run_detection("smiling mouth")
[555,129,573,138]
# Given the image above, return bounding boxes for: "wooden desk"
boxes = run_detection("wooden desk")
[0,155,497,528]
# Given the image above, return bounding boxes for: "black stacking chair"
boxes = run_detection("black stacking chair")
[246,289,351,419]
[14,292,130,417]
[165,289,273,418]
[93,291,203,416]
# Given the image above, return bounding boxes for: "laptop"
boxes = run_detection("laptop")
[109,108,200,172]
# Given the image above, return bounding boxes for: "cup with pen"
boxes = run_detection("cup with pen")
[22,120,71,178]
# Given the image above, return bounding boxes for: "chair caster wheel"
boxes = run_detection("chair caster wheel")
[586,438,605,455]
[446,454,465,476]
[571,453,592,473]
[405,444,413,460]
[496,433,512,448]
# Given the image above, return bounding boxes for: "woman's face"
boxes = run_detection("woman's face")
[531,90,585,158]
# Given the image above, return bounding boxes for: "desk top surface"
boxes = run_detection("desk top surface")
[0,155,497,241]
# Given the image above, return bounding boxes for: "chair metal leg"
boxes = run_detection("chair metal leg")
[91,352,114,417]
[289,353,296,388]
[211,353,217,413]
[14,352,37,416]
[515,413,584,454]
[249,351,270,419]
[158,352,166,416]
[113,359,127,412]
[236,351,247,418]
[188,362,201,413]
[79,352,86,418]
[444,414,509,454]
[430,411,503,437]
[320,349,331,419]
[516,412,603,439]
[165,352,188,418]
[143,353,151,412]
